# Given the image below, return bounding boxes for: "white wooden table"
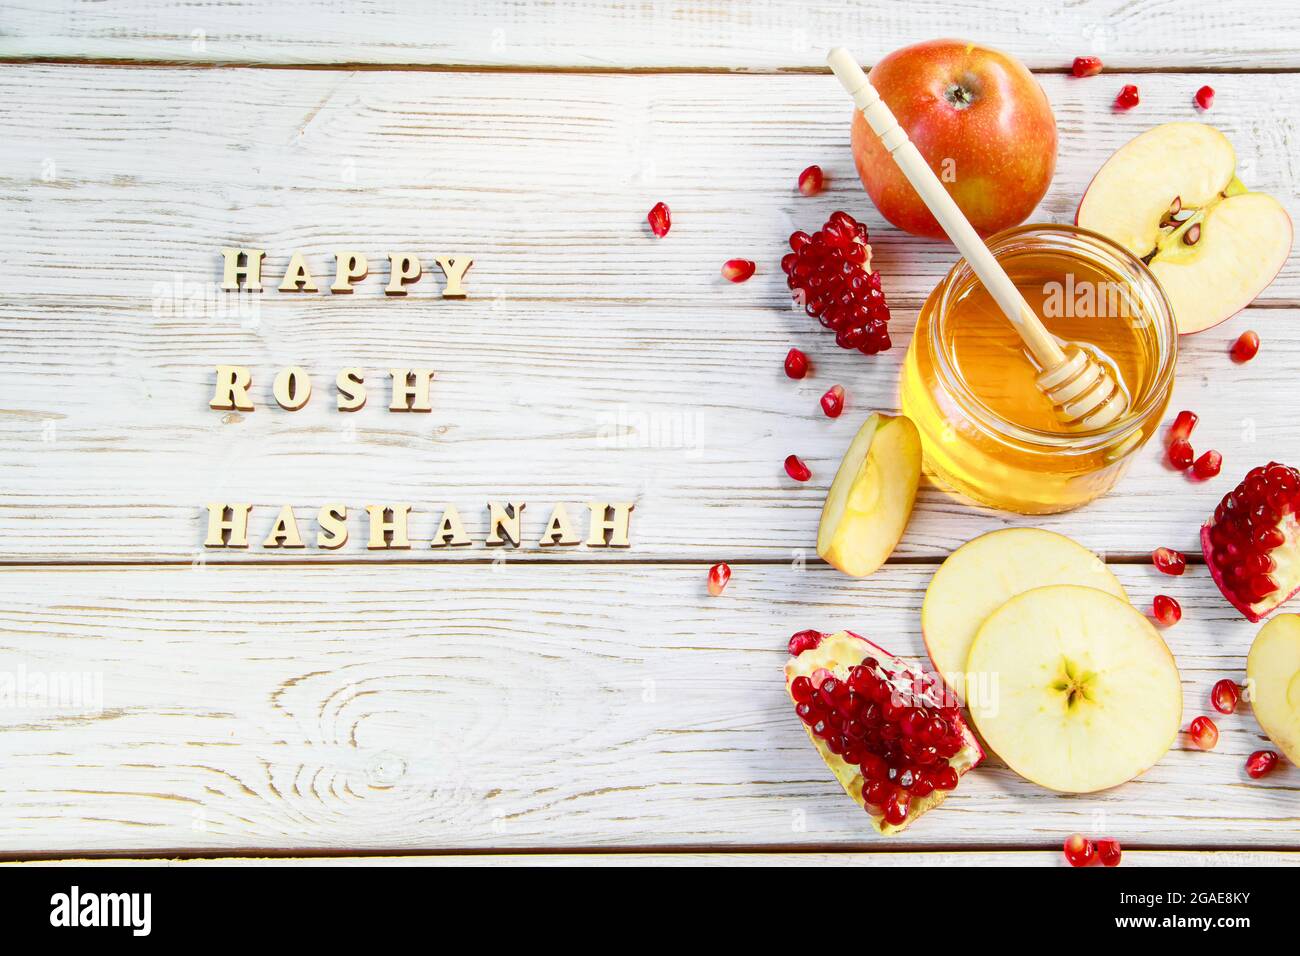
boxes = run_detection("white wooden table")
[1,0,1298,866]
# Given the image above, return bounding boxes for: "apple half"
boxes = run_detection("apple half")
[966,585,1183,792]
[1247,614,1300,766]
[921,528,1126,703]
[1077,122,1293,334]
[817,413,921,577]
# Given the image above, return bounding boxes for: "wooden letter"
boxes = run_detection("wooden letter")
[586,501,635,547]
[220,247,266,291]
[486,501,525,548]
[331,252,368,293]
[388,369,434,412]
[435,255,473,298]
[366,504,412,549]
[262,504,305,548]
[386,253,421,295]
[204,503,252,548]
[336,368,366,412]
[317,503,348,549]
[278,252,319,292]
[430,505,472,548]
[273,366,312,411]
[539,503,580,547]
[210,365,254,412]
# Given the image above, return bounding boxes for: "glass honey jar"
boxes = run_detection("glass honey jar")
[901,224,1177,514]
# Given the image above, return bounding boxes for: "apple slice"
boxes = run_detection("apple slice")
[1077,122,1293,334]
[1247,614,1300,765]
[817,413,921,577]
[966,585,1182,792]
[921,529,1126,703]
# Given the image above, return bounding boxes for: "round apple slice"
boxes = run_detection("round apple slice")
[967,585,1182,793]
[1247,614,1300,766]
[922,529,1125,703]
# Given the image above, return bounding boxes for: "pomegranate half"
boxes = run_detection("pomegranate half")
[1202,462,1300,622]
[784,630,983,834]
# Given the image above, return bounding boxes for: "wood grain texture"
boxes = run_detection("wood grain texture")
[2,0,1299,70]
[0,563,1290,854]
[0,66,1297,561]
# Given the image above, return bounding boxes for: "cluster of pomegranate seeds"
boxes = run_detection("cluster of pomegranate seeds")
[782,210,893,355]
[1193,449,1223,480]
[722,259,756,283]
[707,562,731,596]
[1115,84,1140,110]
[820,385,845,418]
[788,650,969,827]
[1246,750,1280,778]
[1211,679,1240,714]
[1168,438,1194,470]
[647,202,671,237]
[1195,85,1216,110]
[1188,715,1219,750]
[784,454,812,482]
[1205,462,1300,608]
[798,165,825,196]
[1071,56,1103,78]
[784,347,810,379]
[1153,547,1187,575]
[1231,330,1260,362]
[1152,594,1182,627]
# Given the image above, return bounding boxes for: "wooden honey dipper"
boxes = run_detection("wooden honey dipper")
[826,48,1128,429]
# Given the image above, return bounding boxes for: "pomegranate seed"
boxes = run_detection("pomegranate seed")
[797,165,825,196]
[722,259,756,283]
[784,347,810,379]
[1195,85,1216,110]
[1193,450,1223,480]
[820,385,845,418]
[1231,330,1260,363]
[1211,679,1240,714]
[1152,594,1182,626]
[883,790,910,826]
[1168,438,1194,470]
[1115,84,1140,110]
[1072,56,1103,78]
[1153,547,1186,575]
[1188,715,1219,750]
[1169,410,1199,443]
[706,562,731,596]
[1246,750,1280,778]
[646,202,671,237]
[1096,838,1123,867]
[790,675,814,703]
[784,454,811,482]
[788,629,823,656]
[1063,833,1097,867]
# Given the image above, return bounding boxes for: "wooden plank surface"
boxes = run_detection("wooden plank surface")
[3,0,1299,71]
[0,563,1290,854]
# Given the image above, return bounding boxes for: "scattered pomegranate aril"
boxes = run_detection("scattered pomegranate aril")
[797,164,825,196]
[1211,678,1240,714]
[1246,750,1280,779]
[1195,85,1216,110]
[707,562,731,596]
[1188,715,1219,750]
[1152,594,1182,627]
[1231,330,1260,363]
[1193,450,1223,480]
[1096,838,1123,867]
[784,454,812,482]
[1063,833,1097,867]
[722,259,756,283]
[647,202,671,237]
[820,385,845,418]
[784,347,810,379]
[1072,56,1103,78]
[1201,461,1300,621]
[1115,84,1140,110]
[783,210,893,356]
[1169,410,1199,443]
[1168,438,1194,470]
[1153,547,1187,576]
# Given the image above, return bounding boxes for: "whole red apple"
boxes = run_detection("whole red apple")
[850,39,1057,239]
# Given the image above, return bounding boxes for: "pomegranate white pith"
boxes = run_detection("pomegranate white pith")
[784,630,983,835]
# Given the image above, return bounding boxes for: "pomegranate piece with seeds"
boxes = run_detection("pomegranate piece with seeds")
[1153,594,1182,627]
[1071,56,1103,78]
[1153,547,1186,576]
[1188,715,1219,750]
[820,385,845,418]
[784,454,812,482]
[721,259,755,282]
[707,562,731,596]
[1168,438,1194,470]
[1211,678,1240,714]
[1169,409,1199,443]
[1063,833,1096,867]
[1195,85,1216,110]
[1096,838,1123,867]
[782,210,893,355]
[1202,461,1300,622]
[798,165,825,196]
[784,347,810,379]
[1246,750,1279,778]
[646,202,671,237]
[1115,84,1140,110]
[1231,330,1260,362]
[1193,450,1223,480]
[784,630,983,834]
